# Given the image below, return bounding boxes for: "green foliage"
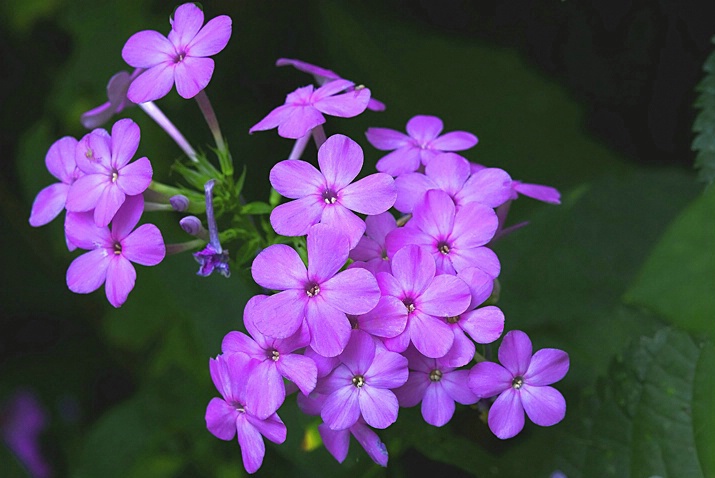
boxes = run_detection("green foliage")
[693,36,715,184]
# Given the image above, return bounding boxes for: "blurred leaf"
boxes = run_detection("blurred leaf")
[625,185,715,338]
[554,327,714,478]
[693,36,715,184]
[240,202,273,215]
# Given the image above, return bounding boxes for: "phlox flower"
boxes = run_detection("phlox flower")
[394,346,478,427]
[249,81,371,139]
[221,295,318,419]
[376,245,471,358]
[276,57,386,112]
[468,330,569,439]
[366,115,478,176]
[122,2,232,102]
[29,136,83,250]
[66,118,153,227]
[268,134,396,248]
[394,152,513,214]
[64,195,165,308]
[206,353,287,474]
[0,390,52,478]
[386,189,501,277]
[80,69,142,129]
[348,211,398,275]
[320,330,408,430]
[192,180,230,277]
[250,224,381,357]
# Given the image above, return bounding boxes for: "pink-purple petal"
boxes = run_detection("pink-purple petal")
[375,146,421,177]
[127,63,175,103]
[307,224,350,283]
[94,184,126,227]
[350,421,389,466]
[450,246,501,278]
[418,274,470,318]
[340,173,396,215]
[520,385,566,427]
[457,168,513,208]
[319,204,366,250]
[109,194,144,239]
[393,173,436,214]
[269,160,324,198]
[247,361,284,419]
[421,384,455,427]
[468,361,512,398]
[65,174,108,213]
[252,289,306,339]
[409,312,454,359]
[429,131,478,151]
[359,387,398,429]
[29,183,69,227]
[66,249,109,294]
[394,372,429,407]
[498,330,533,377]
[110,119,140,169]
[174,56,214,99]
[122,30,175,68]
[321,268,380,315]
[355,296,407,338]
[269,196,324,238]
[168,3,204,46]
[412,189,455,239]
[121,224,165,266]
[314,88,371,118]
[187,15,232,56]
[277,106,325,139]
[488,388,525,439]
[460,306,505,344]
[441,369,478,405]
[318,425,350,463]
[306,299,351,357]
[205,397,238,440]
[524,349,570,386]
[45,136,78,182]
[513,182,561,204]
[318,134,363,190]
[391,244,435,297]
[322,385,360,430]
[251,244,307,290]
[116,158,152,196]
[365,349,408,389]
[249,104,294,134]
[222,331,263,357]
[104,256,136,307]
[365,127,410,151]
[246,412,287,444]
[311,79,354,100]
[276,354,317,396]
[235,417,266,474]
[406,115,443,143]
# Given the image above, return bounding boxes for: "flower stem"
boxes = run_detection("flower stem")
[312,124,327,149]
[289,132,311,160]
[138,101,198,162]
[166,239,204,255]
[195,90,226,154]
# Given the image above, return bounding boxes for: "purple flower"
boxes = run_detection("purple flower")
[511,180,561,205]
[394,346,478,427]
[222,295,317,419]
[251,224,381,357]
[320,330,408,430]
[394,153,513,214]
[65,195,165,308]
[366,115,478,176]
[193,180,230,277]
[276,57,386,112]
[348,212,397,275]
[122,3,232,102]
[66,118,153,227]
[0,390,52,478]
[268,134,396,248]
[468,330,569,439]
[249,81,371,139]
[206,353,287,474]
[377,245,471,358]
[386,189,500,277]
[80,69,142,129]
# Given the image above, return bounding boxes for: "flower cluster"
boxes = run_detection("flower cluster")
[28,3,570,474]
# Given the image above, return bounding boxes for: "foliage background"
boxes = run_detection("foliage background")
[1,1,713,477]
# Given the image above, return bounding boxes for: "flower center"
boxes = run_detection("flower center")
[446,315,460,324]
[113,242,122,255]
[402,298,416,313]
[437,241,450,254]
[306,283,320,297]
[512,376,525,390]
[322,189,338,205]
[111,171,119,183]
[429,369,443,382]
[270,350,280,361]
[381,249,389,260]
[351,375,365,388]
[174,51,186,63]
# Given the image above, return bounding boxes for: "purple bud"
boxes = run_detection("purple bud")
[170,194,190,212]
[180,216,207,239]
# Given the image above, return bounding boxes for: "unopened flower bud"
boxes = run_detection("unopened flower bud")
[179,216,206,239]
[170,194,190,212]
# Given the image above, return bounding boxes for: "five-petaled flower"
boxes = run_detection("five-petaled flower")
[122,2,232,102]
[468,330,569,439]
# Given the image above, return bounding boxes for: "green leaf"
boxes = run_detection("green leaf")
[554,327,715,478]
[693,36,715,184]
[625,186,715,338]
[240,201,273,215]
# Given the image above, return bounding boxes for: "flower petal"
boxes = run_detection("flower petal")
[440,369,478,405]
[247,361,284,419]
[412,189,455,240]
[121,224,165,266]
[429,131,478,151]
[249,104,293,134]
[524,349,570,386]
[45,136,78,183]
[65,174,108,213]
[29,183,69,227]
[307,224,350,283]
[488,388,525,439]
[205,397,238,440]
[365,127,410,151]
[406,115,443,143]
[174,56,214,99]
[355,296,407,338]
[350,420,389,466]
[359,387,398,429]
[168,2,204,47]
[418,274,471,318]
[127,63,175,103]
[318,424,350,463]
[116,158,152,196]
[66,249,109,294]
[520,385,566,427]
[390,244,435,297]
[306,299,351,357]
[252,289,306,339]
[269,196,324,238]
[276,354,317,396]
[277,105,325,139]
[187,15,232,56]
[269,160,324,199]
[498,330,532,377]
[247,412,287,444]
[322,385,360,430]
[110,118,140,169]
[105,256,136,307]
[460,306,504,344]
[314,88,371,118]
[235,417,266,474]
[375,145,421,177]
[319,204,366,250]
[94,183,126,227]
[251,244,307,290]
[318,134,363,191]
[421,384,455,427]
[321,268,380,315]
[340,173,396,215]
[409,311,454,359]
[468,361,512,398]
[122,30,175,68]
